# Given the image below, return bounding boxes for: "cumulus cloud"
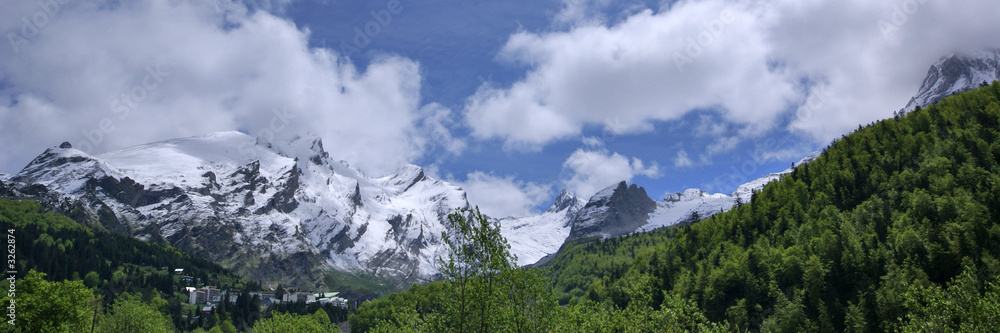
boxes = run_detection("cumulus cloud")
[465,0,1000,153]
[459,172,552,218]
[562,149,659,198]
[465,0,796,151]
[0,0,450,176]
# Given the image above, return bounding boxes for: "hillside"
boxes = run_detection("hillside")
[546,81,1000,331]
[352,82,1000,332]
[0,198,245,291]
[0,198,348,332]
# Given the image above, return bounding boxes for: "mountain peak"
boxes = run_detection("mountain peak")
[904,49,1000,112]
[379,164,428,193]
[17,143,97,176]
[546,189,584,213]
[270,132,331,167]
[591,181,627,202]
[568,181,657,241]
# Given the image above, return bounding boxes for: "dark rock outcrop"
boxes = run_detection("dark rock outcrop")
[567,181,657,241]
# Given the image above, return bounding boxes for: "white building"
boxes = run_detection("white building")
[188,286,221,305]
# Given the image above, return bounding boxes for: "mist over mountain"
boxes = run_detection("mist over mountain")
[904,49,1000,112]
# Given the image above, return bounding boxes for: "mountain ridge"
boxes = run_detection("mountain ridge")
[3,132,470,290]
[1,133,802,288]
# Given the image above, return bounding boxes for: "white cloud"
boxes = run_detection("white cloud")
[465,0,796,151]
[562,149,659,198]
[770,0,1000,141]
[0,0,451,176]
[459,172,552,218]
[554,0,614,26]
[674,150,693,168]
[581,136,604,148]
[466,0,1000,153]
[417,103,467,156]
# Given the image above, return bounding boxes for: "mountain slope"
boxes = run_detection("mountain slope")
[498,190,585,266]
[0,196,247,285]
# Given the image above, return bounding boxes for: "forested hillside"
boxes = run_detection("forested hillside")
[556,81,1000,331]
[352,82,1000,332]
[0,198,345,332]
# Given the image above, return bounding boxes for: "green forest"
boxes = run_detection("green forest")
[350,82,1000,332]
[0,198,345,332]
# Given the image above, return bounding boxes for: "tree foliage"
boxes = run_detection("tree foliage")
[252,310,341,333]
[0,270,93,333]
[97,295,174,333]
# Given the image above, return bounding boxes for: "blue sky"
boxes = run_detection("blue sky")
[2,0,1000,217]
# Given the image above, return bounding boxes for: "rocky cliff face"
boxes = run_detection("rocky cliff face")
[567,182,658,241]
[904,49,1000,112]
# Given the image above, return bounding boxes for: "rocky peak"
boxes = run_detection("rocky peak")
[583,182,654,209]
[904,49,1000,112]
[265,132,332,168]
[546,189,584,213]
[568,181,657,241]
[380,165,427,193]
[12,144,120,190]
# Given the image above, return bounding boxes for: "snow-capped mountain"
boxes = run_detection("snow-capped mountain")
[498,190,585,266]
[5,132,469,289]
[904,49,1000,112]
[502,152,818,265]
[730,151,822,202]
[4,130,819,284]
[641,189,735,233]
[566,152,821,242]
